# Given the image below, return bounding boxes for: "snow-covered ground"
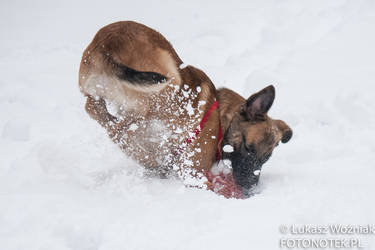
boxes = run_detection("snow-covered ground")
[1,0,375,249]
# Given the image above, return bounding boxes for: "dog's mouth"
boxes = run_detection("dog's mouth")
[205,151,270,199]
[205,168,243,199]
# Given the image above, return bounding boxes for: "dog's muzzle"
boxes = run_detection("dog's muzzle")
[226,150,269,197]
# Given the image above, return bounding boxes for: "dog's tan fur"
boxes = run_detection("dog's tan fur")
[79,21,221,181]
[79,21,291,188]
[218,88,292,160]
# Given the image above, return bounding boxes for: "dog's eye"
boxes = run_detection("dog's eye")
[242,136,256,154]
[242,135,256,154]
[246,144,256,154]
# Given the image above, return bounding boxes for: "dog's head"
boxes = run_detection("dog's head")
[222,85,292,197]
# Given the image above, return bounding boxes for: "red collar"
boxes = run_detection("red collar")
[183,100,222,161]
[182,101,243,199]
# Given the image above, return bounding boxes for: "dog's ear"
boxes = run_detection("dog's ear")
[242,85,275,120]
[275,120,293,143]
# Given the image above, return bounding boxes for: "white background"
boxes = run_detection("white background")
[1,0,374,249]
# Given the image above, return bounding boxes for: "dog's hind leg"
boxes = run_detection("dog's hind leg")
[85,95,118,128]
[85,95,142,145]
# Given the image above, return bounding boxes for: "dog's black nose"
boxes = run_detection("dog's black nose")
[281,129,293,143]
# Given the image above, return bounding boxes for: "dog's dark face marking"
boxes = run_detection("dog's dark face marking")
[222,85,292,197]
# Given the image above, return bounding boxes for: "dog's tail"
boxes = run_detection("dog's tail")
[103,57,172,93]
[111,59,168,86]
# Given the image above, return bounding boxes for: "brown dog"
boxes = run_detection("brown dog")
[79,21,292,198]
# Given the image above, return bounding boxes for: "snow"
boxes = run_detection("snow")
[185,102,195,116]
[1,0,375,249]
[223,145,234,153]
[128,124,138,132]
[223,159,232,169]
